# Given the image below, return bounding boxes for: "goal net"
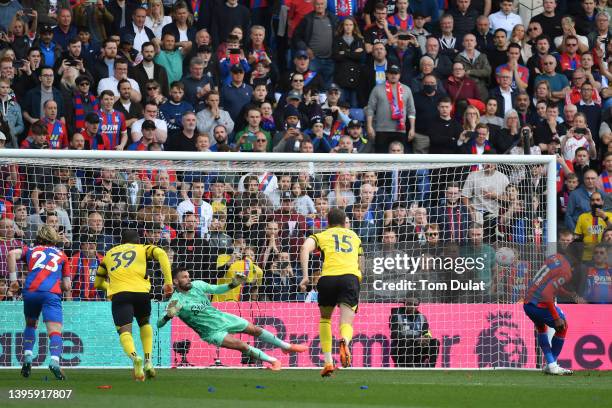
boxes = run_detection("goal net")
[0,151,558,369]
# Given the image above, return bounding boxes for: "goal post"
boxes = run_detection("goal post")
[0,150,558,369]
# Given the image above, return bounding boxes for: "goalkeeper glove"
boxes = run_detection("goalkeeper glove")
[230,272,248,288]
[165,300,182,318]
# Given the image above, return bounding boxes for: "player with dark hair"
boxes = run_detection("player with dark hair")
[300,207,364,376]
[94,229,173,381]
[523,245,583,375]
[7,225,73,380]
[158,266,307,370]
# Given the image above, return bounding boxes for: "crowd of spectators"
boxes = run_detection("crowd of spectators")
[0,0,611,304]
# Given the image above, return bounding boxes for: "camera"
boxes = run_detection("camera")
[574,128,587,135]
[521,128,530,137]
[13,60,24,69]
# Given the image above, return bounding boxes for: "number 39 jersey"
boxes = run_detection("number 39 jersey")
[98,244,164,297]
[310,226,363,280]
[21,245,71,294]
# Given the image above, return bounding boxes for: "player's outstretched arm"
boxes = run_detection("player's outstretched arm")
[157,300,182,328]
[299,237,316,292]
[202,273,249,295]
[7,248,23,292]
[151,246,173,297]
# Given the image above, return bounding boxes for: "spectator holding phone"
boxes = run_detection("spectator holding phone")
[561,112,597,161]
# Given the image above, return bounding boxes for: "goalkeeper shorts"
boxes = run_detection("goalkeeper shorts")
[201,314,249,346]
[317,274,360,309]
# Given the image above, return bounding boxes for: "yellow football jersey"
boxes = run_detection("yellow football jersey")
[213,258,263,302]
[97,244,172,297]
[311,226,363,280]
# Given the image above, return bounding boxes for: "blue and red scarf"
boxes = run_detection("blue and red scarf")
[73,92,99,131]
[385,81,405,131]
[469,139,492,171]
[602,171,612,194]
[303,70,317,87]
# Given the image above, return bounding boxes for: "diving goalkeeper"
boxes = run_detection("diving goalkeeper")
[158,266,307,369]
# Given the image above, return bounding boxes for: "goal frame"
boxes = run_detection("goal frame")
[0,150,558,243]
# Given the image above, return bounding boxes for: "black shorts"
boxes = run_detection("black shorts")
[111,292,151,329]
[317,274,360,309]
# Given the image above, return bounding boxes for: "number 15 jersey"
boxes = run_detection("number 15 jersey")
[98,244,167,297]
[310,226,363,280]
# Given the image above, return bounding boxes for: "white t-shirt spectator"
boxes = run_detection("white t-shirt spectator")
[97,77,141,97]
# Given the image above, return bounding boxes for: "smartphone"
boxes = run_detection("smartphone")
[22,8,32,14]
[67,59,80,66]
[229,49,240,66]
[575,128,586,135]
[58,226,65,234]
[13,60,24,69]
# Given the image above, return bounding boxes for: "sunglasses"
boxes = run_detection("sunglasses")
[292,79,304,82]
[255,139,267,142]
[79,82,90,86]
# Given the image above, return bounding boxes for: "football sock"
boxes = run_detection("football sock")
[139,324,153,362]
[340,323,353,345]
[319,318,333,364]
[258,329,290,350]
[23,326,36,354]
[551,336,565,361]
[24,350,33,364]
[537,333,555,365]
[245,346,276,363]
[119,332,138,361]
[48,331,63,360]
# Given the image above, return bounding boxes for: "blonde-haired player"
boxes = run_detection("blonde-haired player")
[300,208,364,376]
[94,229,173,381]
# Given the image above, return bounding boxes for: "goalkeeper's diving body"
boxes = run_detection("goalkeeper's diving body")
[300,208,364,377]
[94,229,174,381]
[158,266,307,370]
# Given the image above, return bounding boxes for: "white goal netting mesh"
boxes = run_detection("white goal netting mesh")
[0,154,555,368]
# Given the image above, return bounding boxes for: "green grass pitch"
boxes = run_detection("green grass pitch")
[1,369,611,408]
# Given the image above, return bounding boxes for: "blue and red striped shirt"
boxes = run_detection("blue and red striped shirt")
[21,245,71,295]
[98,109,127,149]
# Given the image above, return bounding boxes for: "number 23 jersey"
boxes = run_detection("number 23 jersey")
[98,244,163,297]
[21,245,71,294]
[310,226,363,280]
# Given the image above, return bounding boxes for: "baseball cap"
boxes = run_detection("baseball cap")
[230,64,245,73]
[40,24,53,34]
[85,112,100,124]
[386,64,401,74]
[328,83,340,92]
[294,49,309,59]
[0,131,6,141]
[281,191,294,200]
[75,75,91,85]
[287,90,302,101]
[142,119,157,130]
[284,104,300,118]
[311,116,324,126]
[348,119,362,128]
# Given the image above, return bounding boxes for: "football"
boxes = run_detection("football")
[496,247,516,266]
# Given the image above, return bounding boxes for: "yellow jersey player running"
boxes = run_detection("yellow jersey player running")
[300,208,364,377]
[94,229,173,381]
